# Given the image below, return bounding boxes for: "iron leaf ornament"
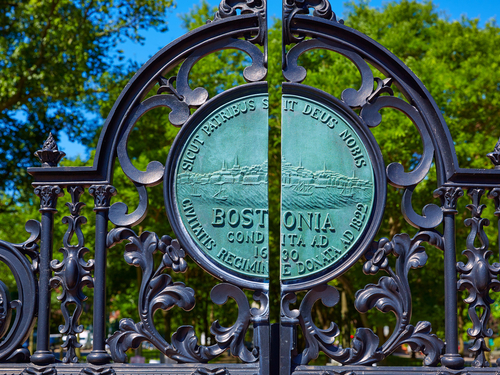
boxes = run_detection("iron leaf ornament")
[287,231,444,366]
[106,228,261,364]
[357,232,444,366]
[106,228,194,362]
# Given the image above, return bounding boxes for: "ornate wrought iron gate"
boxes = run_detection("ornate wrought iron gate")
[1,0,500,374]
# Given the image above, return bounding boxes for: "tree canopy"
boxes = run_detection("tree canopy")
[0,0,174,193]
[1,0,500,363]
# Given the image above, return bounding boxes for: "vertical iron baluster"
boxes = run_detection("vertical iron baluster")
[280,292,298,375]
[31,185,64,366]
[87,185,116,365]
[434,186,464,369]
[252,290,270,375]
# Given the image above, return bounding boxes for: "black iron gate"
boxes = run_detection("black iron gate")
[1,1,500,374]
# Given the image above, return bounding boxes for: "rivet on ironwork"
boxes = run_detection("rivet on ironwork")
[34,132,66,167]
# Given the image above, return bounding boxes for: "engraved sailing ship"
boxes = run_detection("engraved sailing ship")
[281,157,373,210]
[177,157,267,207]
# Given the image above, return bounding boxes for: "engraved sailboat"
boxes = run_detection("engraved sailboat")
[213,182,228,201]
[292,182,313,195]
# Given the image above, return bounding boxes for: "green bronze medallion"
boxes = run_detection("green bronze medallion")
[175,93,269,279]
[281,94,375,280]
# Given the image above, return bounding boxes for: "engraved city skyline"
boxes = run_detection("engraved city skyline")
[177,157,268,207]
[176,155,372,210]
[281,157,373,210]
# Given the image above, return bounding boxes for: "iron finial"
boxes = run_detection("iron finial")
[487,137,500,169]
[34,132,66,167]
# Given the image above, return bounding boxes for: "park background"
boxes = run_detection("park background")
[2,0,500,365]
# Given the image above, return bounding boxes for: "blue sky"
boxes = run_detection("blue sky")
[118,0,500,65]
[60,0,500,159]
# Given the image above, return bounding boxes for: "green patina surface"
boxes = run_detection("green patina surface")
[280,95,375,280]
[175,93,269,278]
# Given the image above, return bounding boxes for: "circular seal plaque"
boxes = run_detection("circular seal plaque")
[280,84,385,289]
[165,84,269,288]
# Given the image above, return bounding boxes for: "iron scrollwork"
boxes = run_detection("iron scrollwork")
[287,232,444,366]
[170,285,265,363]
[358,232,444,365]
[0,220,40,363]
[457,188,500,367]
[283,0,343,48]
[111,35,267,229]
[212,0,266,45]
[106,228,195,363]
[50,186,94,363]
[283,38,441,230]
[106,228,261,364]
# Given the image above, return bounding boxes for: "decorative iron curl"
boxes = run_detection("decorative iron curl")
[360,96,435,189]
[283,0,343,46]
[287,231,444,366]
[106,228,259,364]
[116,36,266,189]
[283,37,435,191]
[0,221,40,363]
[113,36,267,226]
[108,183,147,227]
[402,186,443,230]
[283,39,373,107]
[170,283,258,363]
[211,0,266,45]
[457,188,500,367]
[357,232,444,365]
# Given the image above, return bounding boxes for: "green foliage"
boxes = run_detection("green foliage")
[0,0,174,194]
[2,0,500,362]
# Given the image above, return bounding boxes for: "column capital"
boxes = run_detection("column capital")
[433,186,463,214]
[89,185,116,211]
[34,185,64,212]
